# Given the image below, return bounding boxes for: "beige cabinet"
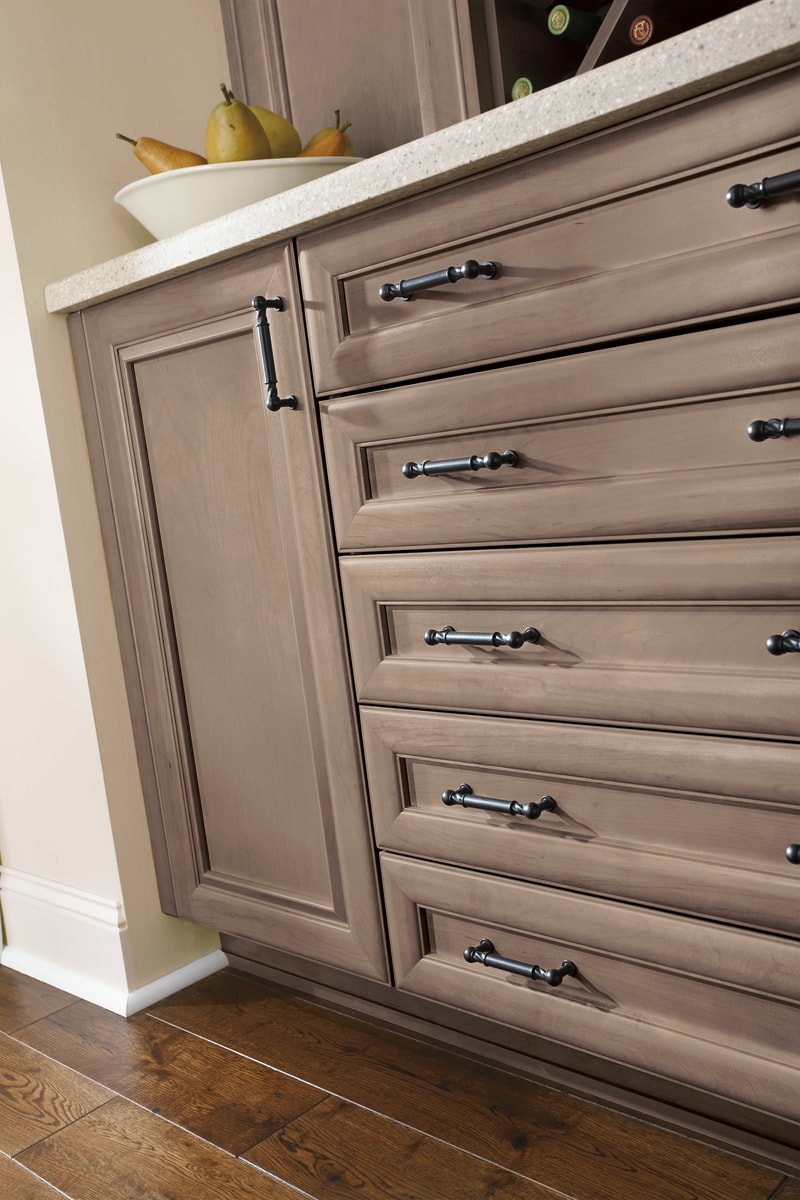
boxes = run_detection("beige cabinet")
[297,60,800,1152]
[68,244,388,983]
[219,0,750,156]
[67,55,800,1162]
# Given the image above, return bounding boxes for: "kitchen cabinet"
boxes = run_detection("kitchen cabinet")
[297,59,800,1157]
[67,243,388,983]
[220,0,750,156]
[65,53,800,1165]
[219,0,484,158]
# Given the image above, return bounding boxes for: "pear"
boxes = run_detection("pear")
[205,83,271,163]
[116,133,207,174]
[299,110,355,158]
[248,105,301,158]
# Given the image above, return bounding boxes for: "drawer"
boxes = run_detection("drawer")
[299,66,800,394]
[340,538,800,739]
[380,854,800,1137]
[321,313,800,551]
[362,707,800,936]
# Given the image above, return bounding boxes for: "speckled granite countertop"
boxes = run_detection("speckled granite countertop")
[46,0,799,314]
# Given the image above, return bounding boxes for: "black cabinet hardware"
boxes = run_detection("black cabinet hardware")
[726,168,800,209]
[442,782,556,820]
[379,259,497,301]
[464,938,577,986]
[747,418,800,441]
[425,624,540,649]
[403,450,517,478]
[786,845,800,864]
[251,296,297,411]
[766,630,800,655]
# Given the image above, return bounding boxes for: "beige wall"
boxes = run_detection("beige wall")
[0,0,231,1005]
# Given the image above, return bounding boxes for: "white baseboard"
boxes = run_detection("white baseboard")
[0,866,227,1014]
[122,950,229,1015]
[0,944,229,1016]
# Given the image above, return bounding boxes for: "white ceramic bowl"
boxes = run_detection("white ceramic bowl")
[115,157,362,239]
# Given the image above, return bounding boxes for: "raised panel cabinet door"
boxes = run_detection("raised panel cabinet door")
[69,244,388,982]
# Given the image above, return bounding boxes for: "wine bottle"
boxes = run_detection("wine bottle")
[627,13,655,46]
[510,77,541,100]
[547,4,609,46]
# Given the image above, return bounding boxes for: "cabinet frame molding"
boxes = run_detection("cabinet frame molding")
[69,246,389,982]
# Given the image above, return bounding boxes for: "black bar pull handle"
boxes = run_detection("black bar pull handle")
[425,624,540,649]
[443,782,556,820]
[379,259,497,301]
[251,296,297,411]
[403,450,517,479]
[766,629,800,655]
[747,418,800,441]
[726,168,800,209]
[464,938,577,987]
[786,845,800,864]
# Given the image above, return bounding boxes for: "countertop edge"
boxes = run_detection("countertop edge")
[45,2,800,315]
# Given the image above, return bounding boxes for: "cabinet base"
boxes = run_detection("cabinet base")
[222,934,800,1174]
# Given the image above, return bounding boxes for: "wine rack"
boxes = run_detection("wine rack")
[479,0,753,105]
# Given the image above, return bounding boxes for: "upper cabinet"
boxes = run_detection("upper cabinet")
[219,0,482,158]
[219,0,751,156]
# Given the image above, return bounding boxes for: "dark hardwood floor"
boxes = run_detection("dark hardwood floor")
[0,962,797,1199]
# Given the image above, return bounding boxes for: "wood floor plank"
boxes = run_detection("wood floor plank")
[153,971,783,1200]
[16,1095,312,1200]
[0,1032,111,1156]
[0,1153,67,1199]
[18,1000,325,1155]
[245,1093,562,1199]
[775,1180,800,1199]
[0,967,76,1033]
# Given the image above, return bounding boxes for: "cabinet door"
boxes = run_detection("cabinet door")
[220,0,482,158]
[69,245,388,982]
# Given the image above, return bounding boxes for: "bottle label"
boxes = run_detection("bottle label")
[511,77,535,100]
[629,14,654,45]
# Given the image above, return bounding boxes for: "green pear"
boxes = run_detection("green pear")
[248,105,302,158]
[116,133,207,173]
[301,110,355,157]
[205,83,271,163]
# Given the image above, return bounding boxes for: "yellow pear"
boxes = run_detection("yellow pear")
[248,105,301,157]
[205,83,271,163]
[299,110,355,157]
[116,133,207,174]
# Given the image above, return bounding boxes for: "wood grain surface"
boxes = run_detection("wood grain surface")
[16,1096,303,1200]
[245,1094,560,1198]
[0,1033,110,1156]
[152,971,786,1200]
[0,970,74,1033]
[2,965,795,1199]
[0,1155,65,1199]
[19,1001,325,1155]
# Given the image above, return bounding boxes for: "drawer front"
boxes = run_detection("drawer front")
[381,854,800,1133]
[321,313,800,551]
[340,539,800,738]
[362,708,800,936]
[299,67,800,393]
